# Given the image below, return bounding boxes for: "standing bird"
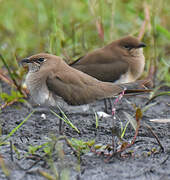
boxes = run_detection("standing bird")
[21,53,150,132]
[70,36,146,112]
[21,53,150,107]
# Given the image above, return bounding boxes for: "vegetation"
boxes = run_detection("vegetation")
[0,1,169,179]
[0,0,170,86]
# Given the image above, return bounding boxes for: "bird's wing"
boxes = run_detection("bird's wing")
[70,50,129,82]
[46,67,124,105]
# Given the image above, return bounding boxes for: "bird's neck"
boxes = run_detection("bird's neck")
[128,49,145,80]
[108,45,145,80]
[25,71,55,106]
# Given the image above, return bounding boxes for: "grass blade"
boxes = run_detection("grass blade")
[0,110,35,145]
[123,111,137,130]
[94,110,99,129]
[121,121,130,139]
[147,91,170,104]
[50,109,80,133]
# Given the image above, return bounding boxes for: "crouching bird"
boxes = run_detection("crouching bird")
[21,53,151,132]
[70,36,146,112]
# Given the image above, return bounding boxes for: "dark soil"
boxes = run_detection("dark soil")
[0,81,170,180]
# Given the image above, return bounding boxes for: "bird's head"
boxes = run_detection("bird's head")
[20,53,60,73]
[115,36,146,57]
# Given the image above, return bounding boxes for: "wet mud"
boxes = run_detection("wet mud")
[0,82,170,180]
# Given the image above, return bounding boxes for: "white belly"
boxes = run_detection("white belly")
[25,72,56,106]
[114,71,135,84]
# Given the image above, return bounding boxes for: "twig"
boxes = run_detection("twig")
[138,2,151,40]
[144,123,164,152]
[160,156,169,165]
[0,54,20,91]
[0,98,19,110]
[16,154,46,171]
[0,54,27,97]
[0,69,14,86]
[96,19,104,41]
[146,91,170,105]
[61,136,79,158]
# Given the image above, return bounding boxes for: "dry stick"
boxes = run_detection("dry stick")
[138,2,151,40]
[96,19,104,40]
[0,54,25,96]
[143,123,164,152]
[160,156,169,165]
[16,153,47,171]
[26,154,42,161]
[58,136,83,162]
[62,136,80,158]
[0,98,19,110]
[0,69,14,86]
[145,91,170,105]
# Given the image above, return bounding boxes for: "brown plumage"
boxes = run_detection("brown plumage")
[21,53,150,107]
[70,36,146,84]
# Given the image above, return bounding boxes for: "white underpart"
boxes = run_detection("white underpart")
[115,48,145,84]
[25,72,56,106]
[114,71,135,84]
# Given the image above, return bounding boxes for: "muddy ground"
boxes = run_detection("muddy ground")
[0,81,170,180]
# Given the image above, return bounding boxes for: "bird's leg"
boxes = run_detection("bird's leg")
[108,98,113,112]
[104,98,113,114]
[58,111,63,134]
[50,106,65,134]
[56,105,67,135]
[104,99,109,113]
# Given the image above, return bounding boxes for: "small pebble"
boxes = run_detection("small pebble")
[97,111,111,118]
[41,113,46,119]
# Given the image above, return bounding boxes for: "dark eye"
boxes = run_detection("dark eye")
[124,45,129,49]
[124,45,133,50]
[37,58,45,62]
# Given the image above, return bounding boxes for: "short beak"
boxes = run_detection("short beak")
[138,42,146,48]
[20,58,30,66]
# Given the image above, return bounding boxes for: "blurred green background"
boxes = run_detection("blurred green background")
[0,0,170,85]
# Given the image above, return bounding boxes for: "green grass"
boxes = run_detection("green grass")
[1,1,169,177]
[0,110,35,146]
[50,107,80,133]
[0,0,169,86]
[0,0,169,152]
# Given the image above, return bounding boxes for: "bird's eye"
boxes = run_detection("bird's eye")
[124,45,129,49]
[124,45,133,50]
[37,58,45,62]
